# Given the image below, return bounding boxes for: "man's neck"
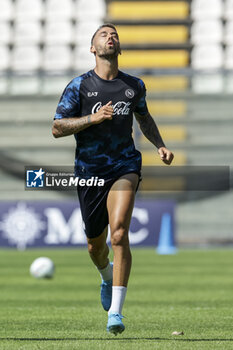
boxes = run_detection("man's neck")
[94,58,119,80]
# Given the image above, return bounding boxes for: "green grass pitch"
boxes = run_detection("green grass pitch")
[0,249,233,350]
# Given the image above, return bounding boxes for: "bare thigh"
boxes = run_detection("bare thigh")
[107,173,139,236]
[86,225,108,248]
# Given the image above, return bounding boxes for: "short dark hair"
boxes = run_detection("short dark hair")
[91,23,118,45]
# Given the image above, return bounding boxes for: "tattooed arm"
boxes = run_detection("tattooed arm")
[135,112,165,149]
[135,111,174,165]
[52,114,93,138]
[52,101,113,138]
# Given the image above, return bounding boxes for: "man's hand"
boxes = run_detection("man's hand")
[52,101,114,138]
[92,101,113,124]
[158,147,174,165]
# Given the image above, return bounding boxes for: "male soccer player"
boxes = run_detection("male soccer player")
[52,24,174,335]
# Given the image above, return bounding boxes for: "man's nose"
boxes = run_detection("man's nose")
[107,33,113,40]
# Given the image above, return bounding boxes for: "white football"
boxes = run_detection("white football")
[30,257,55,279]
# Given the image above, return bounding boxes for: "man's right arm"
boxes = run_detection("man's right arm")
[52,101,113,138]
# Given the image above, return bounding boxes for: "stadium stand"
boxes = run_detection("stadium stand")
[0,22,12,45]
[225,21,233,44]
[0,0,13,21]
[191,45,224,70]
[44,21,74,45]
[106,1,191,168]
[0,46,10,71]
[108,1,189,20]
[192,73,224,94]
[74,46,96,72]
[191,0,223,20]
[10,76,40,95]
[75,21,104,45]
[15,0,44,21]
[225,45,233,69]
[41,75,72,95]
[191,20,223,45]
[225,0,233,19]
[14,21,42,45]
[117,25,188,45]
[11,45,41,72]
[42,45,73,72]
[119,50,188,69]
[190,0,231,93]
[76,0,106,20]
[45,0,74,20]
[140,76,189,92]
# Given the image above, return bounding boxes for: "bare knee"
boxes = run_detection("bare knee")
[87,227,108,257]
[88,242,105,257]
[111,225,129,247]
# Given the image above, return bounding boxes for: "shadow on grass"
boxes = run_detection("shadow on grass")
[0,338,233,342]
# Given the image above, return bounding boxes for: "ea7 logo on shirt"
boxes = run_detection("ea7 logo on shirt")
[92,101,132,116]
[125,89,135,99]
[87,92,98,97]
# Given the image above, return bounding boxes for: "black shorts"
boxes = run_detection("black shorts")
[77,172,141,239]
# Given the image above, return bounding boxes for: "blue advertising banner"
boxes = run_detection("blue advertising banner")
[0,200,175,249]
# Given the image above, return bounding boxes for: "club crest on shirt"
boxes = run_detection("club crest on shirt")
[125,89,135,99]
[92,101,132,116]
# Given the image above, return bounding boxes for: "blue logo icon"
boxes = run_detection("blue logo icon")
[26,168,45,188]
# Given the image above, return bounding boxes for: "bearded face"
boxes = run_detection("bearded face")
[91,27,121,59]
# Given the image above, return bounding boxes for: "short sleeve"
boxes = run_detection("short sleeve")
[134,79,148,116]
[54,77,82,120]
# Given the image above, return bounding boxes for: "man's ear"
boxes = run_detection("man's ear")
[90,45,96,54]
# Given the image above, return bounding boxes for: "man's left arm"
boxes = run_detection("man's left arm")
[134,111,174,165]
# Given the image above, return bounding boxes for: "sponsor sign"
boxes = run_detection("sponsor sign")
[0,200,175,249]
